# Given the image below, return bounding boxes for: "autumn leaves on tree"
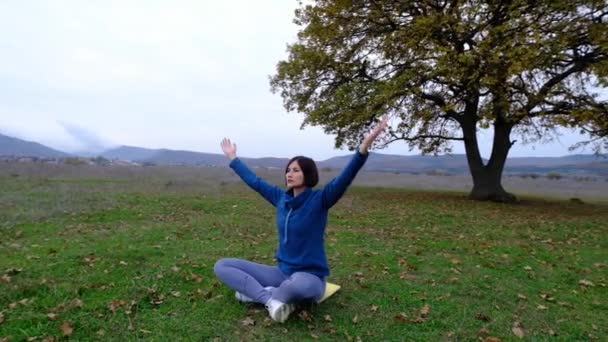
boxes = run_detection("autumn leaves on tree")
[271,0,608,202]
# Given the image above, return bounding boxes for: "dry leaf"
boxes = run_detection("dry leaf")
[394,312,408,323]
[420,304,430,317]
[477,327,490,337]
[119,261,128,266]
[352,315,358,324]
[171,266,180,272]
[475,312,491,321]
[140,329,152,334]
[0,311,5,324]
[71,298,84,308]
[241,317,255,326]
[537,304,547,310]
[517,294,527,300]
[0,275,10,283]
[579,279,594,287]
[324,314,332,322]
[5,267,23,276]
[298,310,312,322]
[539,293,555,302]
[370,305,379,312]
[523,266,532,271]
[512,322,525,338]
[60,321,73,336]
[47,313,58,320]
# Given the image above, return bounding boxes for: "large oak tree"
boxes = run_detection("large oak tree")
[271,0,608,202]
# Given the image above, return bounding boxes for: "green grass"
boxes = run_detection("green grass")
[1,175,607,341]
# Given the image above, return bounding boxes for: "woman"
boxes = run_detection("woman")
[214,116,388,323]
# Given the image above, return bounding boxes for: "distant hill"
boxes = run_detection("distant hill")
[1,132,606,176]
[319,153,473,173]
[0,133,69,158]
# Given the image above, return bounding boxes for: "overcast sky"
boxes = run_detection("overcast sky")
[0,1,597,160]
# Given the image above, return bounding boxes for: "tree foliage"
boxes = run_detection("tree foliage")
[271,0,608,154]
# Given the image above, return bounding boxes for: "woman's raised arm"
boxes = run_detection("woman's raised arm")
[221,138,282,207]
[321,116,388,208]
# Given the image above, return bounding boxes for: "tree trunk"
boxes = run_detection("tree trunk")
[461,117,517,203]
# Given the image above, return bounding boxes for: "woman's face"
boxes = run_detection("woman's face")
[286,160,305,189]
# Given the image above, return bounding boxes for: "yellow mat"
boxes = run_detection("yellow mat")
[317,282,340,303]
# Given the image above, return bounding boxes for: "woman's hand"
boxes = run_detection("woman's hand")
[221,138,237,160]
[359,116,389,154]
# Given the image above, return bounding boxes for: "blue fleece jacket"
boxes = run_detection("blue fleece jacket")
[229,151,369,278]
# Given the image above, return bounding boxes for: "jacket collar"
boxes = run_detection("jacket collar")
[284,187,312,209]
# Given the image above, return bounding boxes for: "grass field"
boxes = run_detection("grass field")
[0,168,607,341]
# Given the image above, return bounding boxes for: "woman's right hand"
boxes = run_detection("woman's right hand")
[221,138,237,160]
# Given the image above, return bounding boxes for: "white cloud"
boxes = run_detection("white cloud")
[0,0,598,160]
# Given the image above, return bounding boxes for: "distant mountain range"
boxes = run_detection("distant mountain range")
[1,133,607,176]
[0,133,69,158]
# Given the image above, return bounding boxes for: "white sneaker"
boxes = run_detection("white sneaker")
[235,286,275,303]
[265,298,295,323]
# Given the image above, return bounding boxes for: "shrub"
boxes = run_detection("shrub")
[546,172,562,180]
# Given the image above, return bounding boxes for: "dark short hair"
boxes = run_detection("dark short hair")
[285,156,319,188]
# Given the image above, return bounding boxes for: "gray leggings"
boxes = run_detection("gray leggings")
[213,258,325,304]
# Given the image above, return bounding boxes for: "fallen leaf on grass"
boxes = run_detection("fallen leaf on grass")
[370,305,379,312]
[107,299,128,312]
[537,304,548,310]
[139,329,152,334]
[324,314,332,322]
[0,311,5,324]
[477,327,490,338]
[0,275,11,283]
[298,310,313,322]
[539,293,555,302]
[47,313,58,320]
[185,273,203,283]
[483,337,502,342]
[420,304,430,317]
[545,328,557,336]
[394,312,408,322]
[523,266,532,271]
[352,315,358,324]
[512,322,525,338]
[241,317,255,326]
[579,279,594,287]
[60,321,73,336]
[5,267,23,276]
[398,258,417,271]
[71,298,84,308]
[475,312,491,321]
[517,294,527,300]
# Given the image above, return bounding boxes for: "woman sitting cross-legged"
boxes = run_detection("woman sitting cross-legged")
[214,116,388,323]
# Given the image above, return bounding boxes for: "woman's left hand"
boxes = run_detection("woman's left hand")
[360,116,388,153]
